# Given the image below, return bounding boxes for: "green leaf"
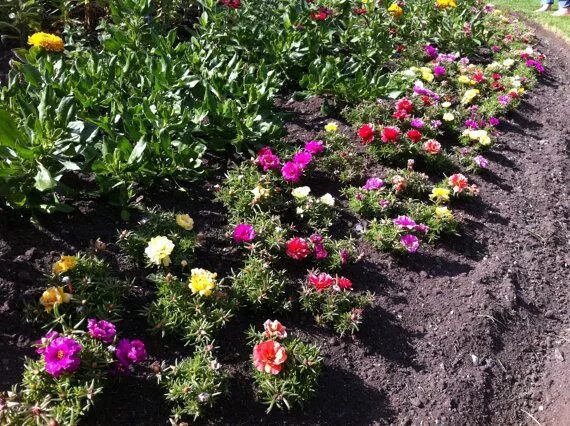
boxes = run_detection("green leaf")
[34,162,57,192]
[127,138,147,165]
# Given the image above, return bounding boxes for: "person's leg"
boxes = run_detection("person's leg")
[536,0,554,11]
[553,0,570,14]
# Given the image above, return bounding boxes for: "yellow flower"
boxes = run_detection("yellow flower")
[176,214,194,231]
[518,88,525,95]
[467,129,491,146]
[458,75,470,84]
[324,122,338,133]
[145,236,175,266]
[461,89,480,105]
[443,112,455,122]
[435,206,454,220]
[53,255,77,274]
[435,0,457,9]
[420,67,434,83]
[430,187,451,203]
[388,3,404,17]
[189,268,217,296]
[40,286,72,313]
[27,32,64,52]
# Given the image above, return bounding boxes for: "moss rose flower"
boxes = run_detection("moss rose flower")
[43,337,82,377]
[286,237,311,260]
[253,340,287,375]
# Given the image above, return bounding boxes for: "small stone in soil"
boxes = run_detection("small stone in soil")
[554,348,564,361]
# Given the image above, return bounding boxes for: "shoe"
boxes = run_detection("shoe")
[553,7,570,15]
[535,4,552,11]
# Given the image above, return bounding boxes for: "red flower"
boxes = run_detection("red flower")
[253,340,287,375]
[310,7,333,21]
[219,0,240,8]
[395,44,406,53]
[286,237,311,260]
[420,95,432,106]
[357,123,375,144]
[381,126,401,143]
[406,129,422,143]
[473,72,485,83]
[423,139,441,155]
[353,8,367,15]
[263,320,287,340]
[392,109,409,120]
[395,98,413,113]
[492,73,502,81]
[309,273,335,291]
[336,276,353,290]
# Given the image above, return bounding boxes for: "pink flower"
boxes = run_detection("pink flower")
[263,320,287,340]
[257,147,281,171]
[281,161,303,182]
[233,223,256,243]
[448,173,469,193]
[336,276,352,290]
[358,123,375,144]
[393,215,417,230]
[423,139,441,155]
[309,272,335,291]
[115,338,147,369]
[87,319,116,344]
[314,244,329,259]
[43,337,82,377]
[286,237,311,260]
[253,340,287,375]
[292,151,313,168]
[304,140,325,154]
[362,177,384,191]
[381,126,401,144]
[400,234,420,253]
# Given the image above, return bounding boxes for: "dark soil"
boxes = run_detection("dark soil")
[1,26,569,426]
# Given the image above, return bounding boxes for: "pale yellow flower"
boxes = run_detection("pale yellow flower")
[324,122,338,133]
[319,193,335,206]
[443,112,455,122]
[189,268,217,296]
[252,184,270,203]
[458,75,470,84]
[145,236,175,266]
[435,206,454,220]
[430,187,451,203]
[176,214,194,231]
[461,89,480,105]
[291,186,311,199]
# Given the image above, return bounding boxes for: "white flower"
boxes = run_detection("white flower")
[443,112,455,121]
[442,101,451,108]
[291,186,311,199]
[319,193,335,206]
[502,58,515,68]
[296,207,304,216]
[144,236,175,266]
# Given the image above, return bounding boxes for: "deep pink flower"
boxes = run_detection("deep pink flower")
[400,234,420,253]
[339,249,350,265]
[309,273,335,291]
[314,244,329,259]
[115,338,147,369]
[43,337,82,377]
[406,129,422,143]
[286,237,311,260]
[233,223,256,243]
[358,123,375,144]
[87,318,116,344]
[35,331,59,355]
[292,151,312,168]
[281,161,303,182]
[414,223,429,234]
[395,98,413,113]
[381,126,401,143]
[393,215,417,230]
[433,66,446,77]
[304,140,325,154]
[257,147,281,171]
[336,276,353,290]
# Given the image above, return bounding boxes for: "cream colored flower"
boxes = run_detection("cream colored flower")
[443,112,455,121]
[291,186,311,199]
[176,214,194,231]
[319,193,335,206]
[145,236,175,266]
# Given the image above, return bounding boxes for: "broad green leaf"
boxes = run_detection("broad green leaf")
[34,163,57,192]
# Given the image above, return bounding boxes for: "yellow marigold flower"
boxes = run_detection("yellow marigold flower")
[430,187,451,203]
[176,214,194,231]
[189,268,217,296]
[388,3,404,17]
[324,122,338,132]
[458,75,470,84]
[145,236,175,266]
[53,255,77,274]
[40,286,72,312]
[436,0,457,9]
[27,32,64,52]
[461,89,480,105]
[435,206,454,220]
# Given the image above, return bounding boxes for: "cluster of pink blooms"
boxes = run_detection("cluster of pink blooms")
[35,319,146,378]
[253,320,288,375]
[308,272,352,292]
[256,140,325,183]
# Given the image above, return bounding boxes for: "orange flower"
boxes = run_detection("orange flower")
[448,173,469,193]
[52,255,77,274]
[27,32,64,52]
[253,340,287,375]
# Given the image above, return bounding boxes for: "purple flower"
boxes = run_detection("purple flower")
[233,223,256,243]
[281,161,303,182]
[414,223,429,234]
[292,151,313,168]
[400,234,420,253]
[526,59,544,74]
[314,244,329,260]
[115,338,147,369]
[257,147,281,172]
[88,319,116,344]
[424,45,438,59]
[413,84,440,100]
[362,177,384,191]
[430,120,442,129]
[488,117,500,127]
[393,215,418,230]
[43,337,82,377]
[378,199,390,209]
[410,118,425,129]
[498,95,510,106]
[459,57,470,66]
[473,155,489,169]
[437,53,459,63]
[304,140,325,154]
[339,249,349,265]
[433,66,446,77]
[492,45,501,53]
[310,233,324,244]
[35,331,59,355]
[464,119,479,130]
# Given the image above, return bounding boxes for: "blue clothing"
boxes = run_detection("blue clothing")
[542,0,570,7]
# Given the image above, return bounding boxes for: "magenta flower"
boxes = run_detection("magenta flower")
[35,331,59,355]
[304,140,325,154]
[410,118,425,129]
[88,319,116,344]
[43,337,82,377]
[362,177,384,191]
[115,338,147,369]
[433,66,446,77]
[292,151,312,168]
[400,234,420,253]
[488,117,500,127]
[257,147,281,171]
[314,244,329,260]
[281,161,303,182]
[309,233,324,244]
[464,119,478,130]
[414,223,429,234]
[339,249,349,265]
[424,45,438,59]
[233,223,256,243]
[393,215,417,230]
[473,155,489,169]
[498,95,510,106]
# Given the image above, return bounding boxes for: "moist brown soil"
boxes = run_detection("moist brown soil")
[1,26,569,426]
